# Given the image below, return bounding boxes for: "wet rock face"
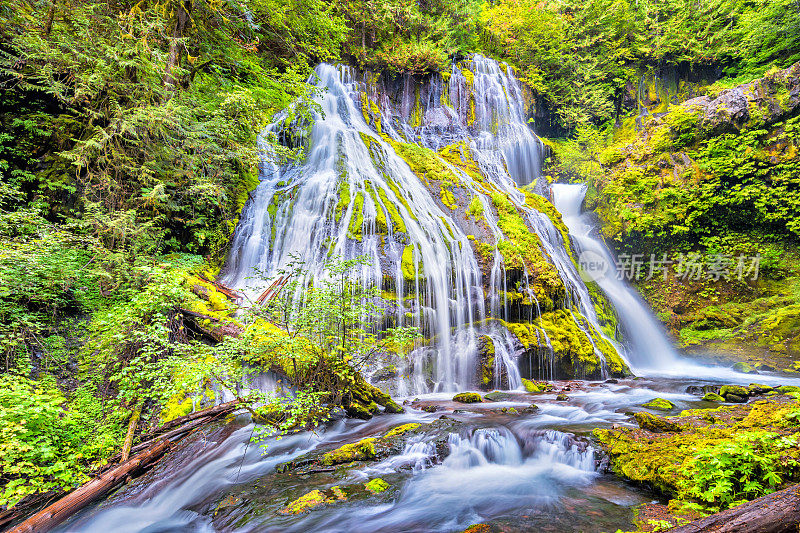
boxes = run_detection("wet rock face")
[633,412,683,433]
[683,61,800,135]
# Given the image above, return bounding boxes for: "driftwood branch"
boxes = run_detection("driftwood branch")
[8,440,172,533]
[670,483,800,533]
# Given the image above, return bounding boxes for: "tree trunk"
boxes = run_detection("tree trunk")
[121,402,142,462]
[670,483,800,533]
[8,440,172,533]
[163,1,191,96]
[44,1,56,36]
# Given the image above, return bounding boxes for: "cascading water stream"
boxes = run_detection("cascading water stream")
[551,184,680,372]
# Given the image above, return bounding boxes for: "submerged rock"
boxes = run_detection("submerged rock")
[364,478,389,494]
[642,398,675,411]
[633,412,682,433]
[453,392,482,403]
[732,362,758,374]
[555,393,569,401]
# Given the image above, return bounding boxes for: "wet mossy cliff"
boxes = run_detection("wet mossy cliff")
[346,59,629,381]
[562,62,800,371]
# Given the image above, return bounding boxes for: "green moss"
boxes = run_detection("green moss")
[376,186,407,233]
[347,191,365,241]
[279,489,329,515]
[365,182,388,234]
[440,186,457,209]
[521,378,540,393]
[720,385,749,398]
[452,392,482,403]
[466,196,484,222]
[364,477,390,494]
[702,392,725,402]
[401,245,424,281]
[320,438,377,465]
[595,398,800,513]
[384,423,421,438]
[643,397,676,411]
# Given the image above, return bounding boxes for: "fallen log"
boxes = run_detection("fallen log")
[8,439,172,533]
[179,308,243,342]
[670,483,800,533]
[196,274,243,302]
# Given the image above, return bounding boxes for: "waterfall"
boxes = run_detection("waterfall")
[221,55,632,392]
[551,184,679,371]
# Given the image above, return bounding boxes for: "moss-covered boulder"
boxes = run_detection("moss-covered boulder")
[726,393,747,403]
[778,385,800,394]
[521,378,539,393]
[383,423,421,438]
[364,478,390,494]
[633,412,683,433]
[732,362,758,374]
[555,393,569,401]
[643,398,675,411]
[702,392,725,402]
[748,383,773,395]
[453,392,482,403]
[719,385,749,399]
[320,438,377,465]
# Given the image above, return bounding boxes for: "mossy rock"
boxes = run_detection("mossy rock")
[633,412,682,433]
[320,438,377,465]
[521,378,540,393]
[732,362,758,374]
[462,525,493,533]
[278,489,329,515]
[484,391,517,402]
[778,385,800,394]
[702,392,725,402]
[364,478,390,494]
[719,385,749,398]
[748,383,774,395]
[453,392,482,403]
[555,393,569,401]
[643,397,675,411]
[384,423,421,438]
[726,394,747,403]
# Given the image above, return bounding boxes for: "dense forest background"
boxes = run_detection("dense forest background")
[1,0,799,515]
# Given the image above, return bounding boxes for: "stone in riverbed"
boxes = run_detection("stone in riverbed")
[320,438,376,465]
[364,478,389,494]
[702,392,725,402]
[732,362,758,374]
[555,393,569,401]
[719,385,749,399]
[453,392,482,403]
[726,394,746,403]
[634,412,682,433]
[642,397,675,411]
[778,385,800,394]
[748,383,773,395]
[484,391,517,402]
